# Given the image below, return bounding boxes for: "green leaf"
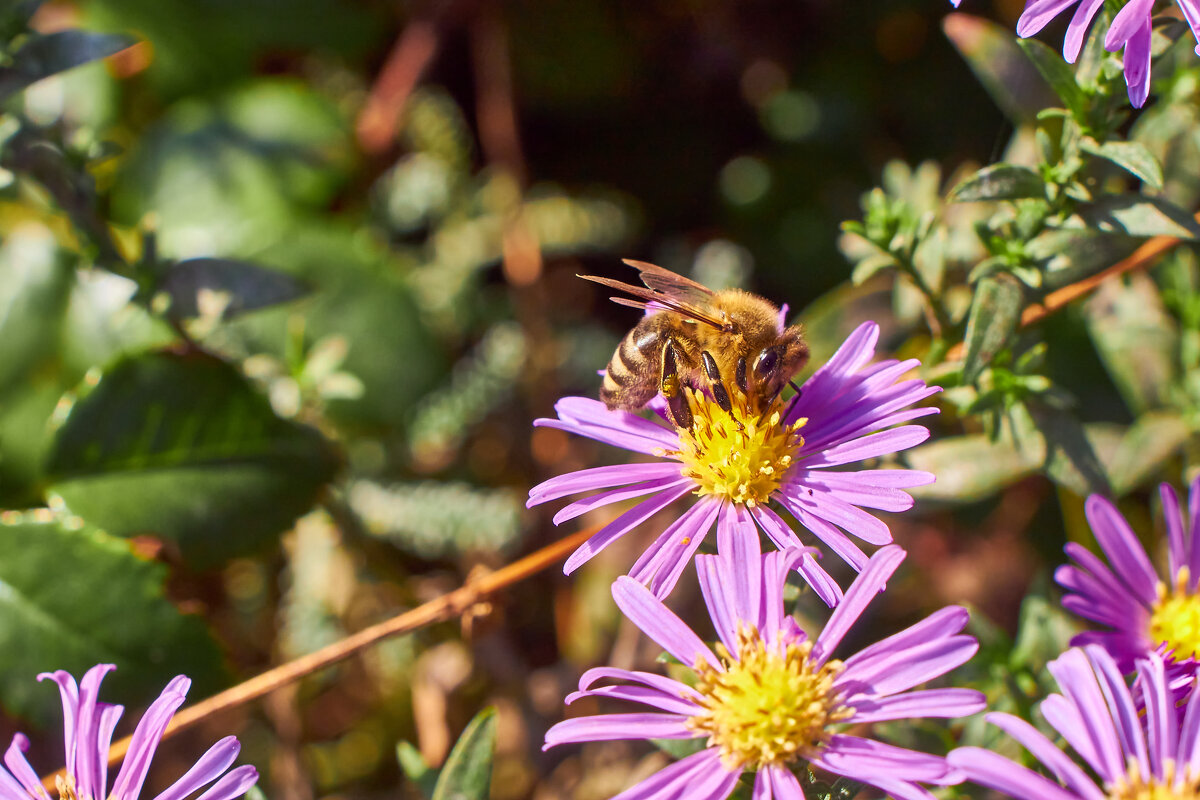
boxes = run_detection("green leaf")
[907,434,1035,503]
[1106,413,1190,496]
[1026,229,1140,291]
[962,273,1024,383]
[1010,594,1078,672]
[950,164,1045,203]
[1084,273,1178,414]
[1016,37,1088,117]
[1013,401,1112,497]
[431,707,497,800]
[397,741,439,800]
[849,253,897,286]
[46,350,339,568]
[0,30,135,101]
[1081,139,1164,189]
[1078,194,1200,239]
[158,258,309,320]
[942,14,1058,123]
[0,514,224,725]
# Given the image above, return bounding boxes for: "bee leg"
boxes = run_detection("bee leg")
[735,357,749,394]
[701,351,734,415]
[660,341,693,430]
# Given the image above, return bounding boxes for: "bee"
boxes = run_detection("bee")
[581,260,809,429]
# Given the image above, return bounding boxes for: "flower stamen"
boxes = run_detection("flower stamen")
[1149,568,1200,662]
[1108,759,1200,800]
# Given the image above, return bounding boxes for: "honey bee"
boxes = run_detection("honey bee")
[582,260,809,429]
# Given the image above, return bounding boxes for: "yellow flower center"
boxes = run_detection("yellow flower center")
[687,625,849,771]
[672,387,805,507]
[1109,760,1200,800]
[1149,568,1200,662]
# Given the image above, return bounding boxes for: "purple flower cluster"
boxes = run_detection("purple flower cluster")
[1,665,257,800]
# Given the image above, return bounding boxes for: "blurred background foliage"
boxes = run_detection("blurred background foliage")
[3,0,1200,797]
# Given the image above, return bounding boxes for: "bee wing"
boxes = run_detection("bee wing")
[623,259,716,306]
[579,273,728,330]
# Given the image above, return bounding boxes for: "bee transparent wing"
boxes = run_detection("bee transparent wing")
[578,273,728,330]
[623,259,715,307]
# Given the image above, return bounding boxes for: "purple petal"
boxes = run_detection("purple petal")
[552,476,691,525]
[801,470,933,512]
[576,667,700,702]
[749,504,806,552]
[3,737,41,798]
[805,426,930,468]
[1137,652,1173,779]
[193,766,258,800]
[1064,0,1106,61]
[529,463,683,506]
[544,713,695,747]
[814,545,905,663]
[843,606,970,676]
[796,551,843,608]
[1178,0,1200,55]
[775,493,869,570]
[1162,483,1186,581]
[1179,673,1200,774]
[563,483,693,574]
[1017,0,1082,37]
[697,506,761,651]
[608,750,733,800]
[110,678,191,800]
[839,635,979,697]
[1085,495,1158,605]
[612,577,718,668]
[543,396,679,451]
[150,737,241,800]
[1085,645,1148,778]
[75,663,116,800]
[95,703,125,797]
[814,735,953,783]
[565,684,701,717]
[762,766,806,800]
[631,500,722,598]
[1046,648,1124,782]
[1122,18,1152,108]
[760,547,808,640]
[0,766,32,800]
[984,712,1108,800]
[37,671,80,780]
[845,688,985,723]
[783,486,893,545]
[947,748,1091,800]
[1106,0,1154,48]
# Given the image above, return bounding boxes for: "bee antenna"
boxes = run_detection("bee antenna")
[784,381,803,417]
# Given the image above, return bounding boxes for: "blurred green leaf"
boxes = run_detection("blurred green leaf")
[158,257,309,320]
[1016,38,1088,118]
[907,434,1035,503]
[1106,413,1190,496]
[1014,401,1111,497]
[963,273,1024,383]
[0,30,134,101]
[431,707,497,800]
[942,14,1057,123]
[0,514,224,724]
[1027,229,1140,291]
[1010,594,1078,672]
[1084,273,1178,414]
[46,349,339,567]
[0,226,73,388]
[1081,139,1164,189]
[1078,194,1200,239]
[950,164,1045,203]
[398,742,439,800]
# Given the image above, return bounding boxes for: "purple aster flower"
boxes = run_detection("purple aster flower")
[1057,478,1200,681]
[544,541,985,800]
[949,646,1200,800]
[0,664,258,800]
[528,321,937,601]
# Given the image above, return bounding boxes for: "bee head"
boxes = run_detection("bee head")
[751,325,809,400]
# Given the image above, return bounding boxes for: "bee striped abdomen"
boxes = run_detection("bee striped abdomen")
[600,321,661,409]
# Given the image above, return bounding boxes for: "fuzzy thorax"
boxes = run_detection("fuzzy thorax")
[671,388,805,507]
[687,625,849,771]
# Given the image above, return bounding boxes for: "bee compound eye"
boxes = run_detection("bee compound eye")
[754,349,779,377]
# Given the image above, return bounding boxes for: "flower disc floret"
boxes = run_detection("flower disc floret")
[688,625,847,770]
[1110,762,1200,800]
[1149,568,1200,662]
[672,388,805,508]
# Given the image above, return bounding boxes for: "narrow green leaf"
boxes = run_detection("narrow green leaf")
[46,350,339,568]
[397,741,439,800]
[1027,229,1140,291]
[1014,401,1111,497]
[907,434,1035,503]
[159,258,309,320]
[0,515,224,725]
[431,707,497,800]
[849,253,897,286]
[0,30,136,100]
[1078,194,1200,239]
[1081,139,1164,189]
[1016,37,1088,117]
[942,14,1057,123]
[1107,413,1190,496]
[1010,595,1078,671]
[962,273,1024,383]
[950,164,1045,203]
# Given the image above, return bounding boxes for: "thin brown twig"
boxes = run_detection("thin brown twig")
[945,225,1189,361]
[40,524,601,791]
[356,17,441,154]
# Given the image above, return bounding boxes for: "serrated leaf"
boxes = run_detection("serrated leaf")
[0,515,224,724]
[158,258,309,320]
[1107,413,1190,496]
[1078,194,1200,239]
[963,273,1024,384]
[431,707,496,800]
[397,741,439,800]
[907,434,1035,503]
[1013,401,1111,497]
[1081,139,1164,189]
[1016,37,1088,117]
[950,164,1045,202]
[46,350,339,568]
[0,30,135,101]
[942,14,1058,123]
